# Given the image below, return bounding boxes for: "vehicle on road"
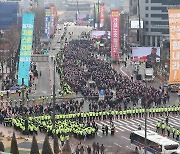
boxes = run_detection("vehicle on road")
[130,130,179,154]
[169,84,180,92]
[145,68,154,81]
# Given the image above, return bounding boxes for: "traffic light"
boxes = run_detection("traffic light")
[137,29,139,41]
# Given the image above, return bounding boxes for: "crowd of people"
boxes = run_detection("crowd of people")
[0,39,179,149]
[74,142,105,154]
[59,40,171,111]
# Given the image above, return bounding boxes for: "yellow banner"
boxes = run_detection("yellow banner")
[168,9,180,84]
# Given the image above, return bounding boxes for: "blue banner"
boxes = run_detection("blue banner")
[18,13,35,86]
[45,7,51,41]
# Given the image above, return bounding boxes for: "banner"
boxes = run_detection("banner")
[50,4,55,36]
[45,7,51,41]
[91,30,110,39]
[100,3,105,27]
[168,9,180,84]
[18,13,35,86]
[132,47,160,62]
[111,10,120,59]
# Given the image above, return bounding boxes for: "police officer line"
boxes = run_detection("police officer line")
[95,116,180,137]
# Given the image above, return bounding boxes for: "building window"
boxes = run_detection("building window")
[151,7,167,12]
[145,7,149,10]
[145,21,149,25]
[145,28,148,32]
[151,21,169,25]
[146,0,149,3]
[130,0,132,6]
[146,14,149,17]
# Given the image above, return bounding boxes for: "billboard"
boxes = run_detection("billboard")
[132,47,160,62]
[18,13,35,86]
[76,14,90,26]
[92,30,110,39]
[50,4,55,36]
[77,14,89,21]
[111,10,120,59]
[45,7,51,41]
[130,20,143,29]
[168,9,180,84]
[100,3,105,27]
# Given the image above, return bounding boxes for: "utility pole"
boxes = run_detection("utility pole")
[52,60,56,128]
[76,0,79,14]
[94,3,96,28]
[22,78,25,106]
[97,0,100,29]
[144,77,147,154]
[137,0,141,46]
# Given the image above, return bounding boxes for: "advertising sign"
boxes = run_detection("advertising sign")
[100,3,105,27]
[77,14,89,21]
[50,4,55,36]
[111,10,120,59]
[45,7,51,40]
[132,47,160,62]
[130,20,143,29]
[168,9,180,84]
[92,30,110,39]
[18,13,35,86]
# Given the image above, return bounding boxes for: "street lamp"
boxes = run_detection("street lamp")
[21,78,25,106]
[52,60,56,128]
[144,79,147,154]
[137,0,142,46]
[97,0,100,29]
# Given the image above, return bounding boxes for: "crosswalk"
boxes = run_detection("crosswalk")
[95,115,180,137]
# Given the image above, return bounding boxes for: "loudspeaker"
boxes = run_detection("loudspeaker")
[136,74,142,80]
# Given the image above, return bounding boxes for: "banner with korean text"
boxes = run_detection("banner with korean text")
[18,13,34,86]
[168,9,180,84]
[50,4,55,36]
[111,10,120,59]
[100,3,105,27]
[45,7,51,41]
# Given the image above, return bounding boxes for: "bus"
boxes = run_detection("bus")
[130,130,180,154]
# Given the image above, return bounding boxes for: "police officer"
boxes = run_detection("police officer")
[161,122,166,136]
[111,125,115,135]
[167,125,171,137]
[172,127,176,138]
[102,124,105,135]
[156,121,161,133]
[105,125,108,136]
[176,129,179,141]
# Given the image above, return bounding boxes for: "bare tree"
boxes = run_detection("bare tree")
[3,24,21,80]
[32,7,45,53]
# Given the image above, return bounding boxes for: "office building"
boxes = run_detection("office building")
[129,0,180,47]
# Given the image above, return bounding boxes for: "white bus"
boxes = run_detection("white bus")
[130,130,180,154]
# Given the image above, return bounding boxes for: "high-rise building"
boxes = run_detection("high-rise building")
[0,2,19,30]
[129,0,180,47]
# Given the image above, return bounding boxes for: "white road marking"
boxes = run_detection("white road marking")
[122,136,130,141]
[114,143,122,147]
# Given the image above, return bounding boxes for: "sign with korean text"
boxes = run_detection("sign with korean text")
[168,9,180,84]
[18,13,34,86]
[45,7,51,40]
[111,10,120,59]
[50,4,55,36]
[100,3,105,27]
